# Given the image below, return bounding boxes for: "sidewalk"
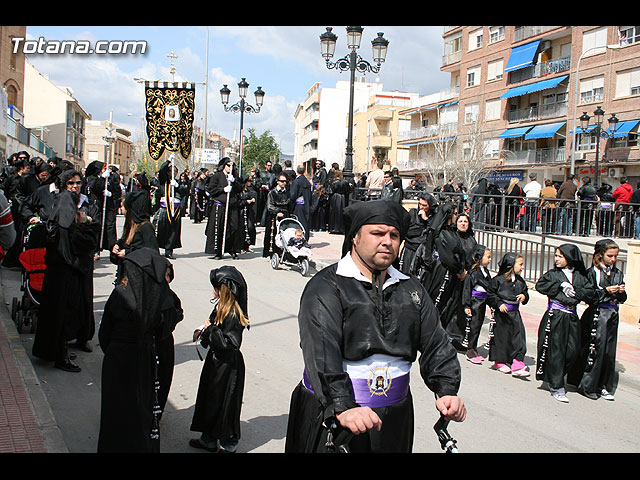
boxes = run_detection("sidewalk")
[1,226,639,453]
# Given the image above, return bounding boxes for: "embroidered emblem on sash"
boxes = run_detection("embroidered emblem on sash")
[368,365,392,397]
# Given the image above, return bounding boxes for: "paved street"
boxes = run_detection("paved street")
[1,215,640,453]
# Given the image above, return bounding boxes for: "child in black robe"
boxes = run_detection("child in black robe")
[190,266,249,453]
[535,243,594,403]
[568,239,626,401]
[487,252,530,377]
[460,245,492,364]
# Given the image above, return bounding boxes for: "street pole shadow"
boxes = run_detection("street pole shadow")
[238,413,289,452]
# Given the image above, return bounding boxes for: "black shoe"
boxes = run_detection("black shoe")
[54,357,81,373]
[188,438,219,452]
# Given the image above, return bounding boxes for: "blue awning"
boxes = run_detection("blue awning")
[604,119,639,138]
[497,126,533,138]
[504,40,541,73]
[524,121,566,140]
[569,124,598,134]
[501,75,569,99]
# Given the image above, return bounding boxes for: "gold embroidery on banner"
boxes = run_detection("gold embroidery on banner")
[145,85,195,160]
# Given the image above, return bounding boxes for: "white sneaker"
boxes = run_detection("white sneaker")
[550,387,569,403]
[511,367,530,377]
[600,388,615,401]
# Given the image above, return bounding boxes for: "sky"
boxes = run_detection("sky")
[23,26,450,157]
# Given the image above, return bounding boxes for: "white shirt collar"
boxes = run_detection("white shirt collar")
[336,252,409,289]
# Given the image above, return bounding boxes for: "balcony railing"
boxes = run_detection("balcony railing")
[508,56,571,84]
[508,101,568,123]
[399,122,458,142]
[442,50,461,67]
[513,26,562,43]
[502,147,565,165]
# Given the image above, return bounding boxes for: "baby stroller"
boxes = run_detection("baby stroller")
[271,216,311,277]
[11,223,47,333]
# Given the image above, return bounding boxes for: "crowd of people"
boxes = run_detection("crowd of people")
[0,150,628,453]
[394,173,640,239]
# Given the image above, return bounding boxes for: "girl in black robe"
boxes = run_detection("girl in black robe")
[327,179,349,234]
[190,266,249,453]
[535,244,594,403]
[32,180,100,371]
[487,252,530,377]
[568,240,625,400]
[310,184,328,231]
[110,190,158,284]
[460,245,492,364]
[97,248,183,452]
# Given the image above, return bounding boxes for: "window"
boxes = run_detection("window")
[469,28,483,51]
[619,26,640,45]
[579,75,604,104]
[577,132,598,151]
[582,26,607,55]
[485,98,501,120]
[483,139,499,158]
[489,26,505,43]
[466,65,481,87]
[487,58,503,82]
[612,131,638,148]
[615,67,640,98]
[464,102,479,123]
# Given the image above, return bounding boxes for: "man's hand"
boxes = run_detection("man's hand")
[435,395,466,422]
[336,407,382,435]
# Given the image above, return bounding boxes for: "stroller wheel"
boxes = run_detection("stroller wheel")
[15,310,24,333]
[270,253,280,270]
[300,258,309,277]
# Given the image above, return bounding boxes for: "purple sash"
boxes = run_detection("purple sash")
[503,302,519,312]
[548,300,576,314]
[598,302,618,309]
[471,289,488,299]
[160,198,181,208]
[302,369,409,408]
[296,196,305,205]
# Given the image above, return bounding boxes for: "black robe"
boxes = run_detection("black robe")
[97,251,183,453]
[443,231,477,342]
[32,191,100,362]
[204,171,243,257]
[155,161,188,251]
[568,265,625,394]
[289,174,312,240]
[327,180,348,234]
[190,309,247,446]
[486,273,530,364]
[458,266,492,351]
[86,171,121,251]
[396,208,430,275]
[285,258,461,453]
[262,187,290,258]
[534,267,594,388]
[310,191,328,231]
[239,188,257,249]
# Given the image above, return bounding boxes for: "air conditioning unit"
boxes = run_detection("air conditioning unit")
[608,167,624,178]
[573,152,586,160]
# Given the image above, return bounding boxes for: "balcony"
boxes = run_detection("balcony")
[502,147,565,165]
[513,26,562,43]
[442,50,461,67]
[508,101,568,123]
[399,122,458,142]
[508,56,571,84]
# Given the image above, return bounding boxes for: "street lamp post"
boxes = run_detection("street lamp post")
[220,78,265,176]
[578,106,619,188]
[319,26,389,184]
[570,43,621,175]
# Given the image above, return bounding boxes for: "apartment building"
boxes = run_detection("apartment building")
[85,119,134,178]
[22,60,89,170]
[293,79,386,174]
[434,25,640,189]
[351,91,418,173]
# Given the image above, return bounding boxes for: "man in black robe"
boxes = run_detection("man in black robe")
[156,158,188,259]
[85,160,121,253]
[262,173,291,259]
[289,165,312,240]
[285,199,465,453]
[396,192,436,275]
[204,157,243,259]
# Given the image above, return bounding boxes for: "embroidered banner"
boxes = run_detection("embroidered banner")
[144,82,195,160]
